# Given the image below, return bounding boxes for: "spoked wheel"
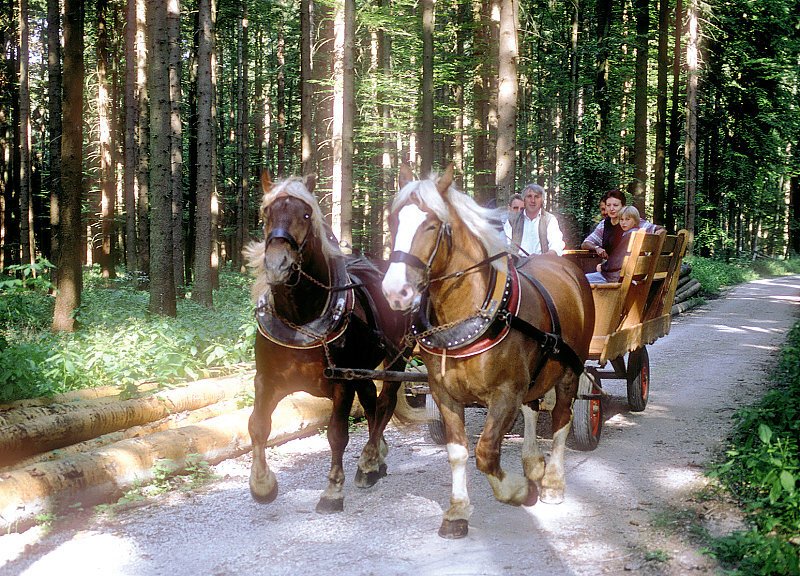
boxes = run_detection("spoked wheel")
[626,347,650,412]
[425,394,447,445]
[571,369,603,451]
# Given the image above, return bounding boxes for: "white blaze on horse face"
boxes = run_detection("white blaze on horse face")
[382,204,428,311]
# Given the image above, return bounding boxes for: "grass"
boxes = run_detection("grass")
[0,265,256,403]
[687,255,800,296]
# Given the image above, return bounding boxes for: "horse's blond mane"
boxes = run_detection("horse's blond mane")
[243,176,341,302]
[392,173,508,266]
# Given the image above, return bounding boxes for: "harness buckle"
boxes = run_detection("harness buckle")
[542,332,561,355]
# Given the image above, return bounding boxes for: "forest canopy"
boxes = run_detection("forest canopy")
[0,0,798,320]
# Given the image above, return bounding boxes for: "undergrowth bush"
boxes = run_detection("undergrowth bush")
[687,255,800,296]
[0,267,256,403]
[708,322,800,575]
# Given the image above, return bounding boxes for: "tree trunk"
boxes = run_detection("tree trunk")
[123,0,139,273]
[97,0,116,279]
[234,3,249,271]
[472,0,497,205]
[684,0,699,254]
[192,0,215,307]
[595,0,612,146]
[277,22,286,176]
[18,0,34,267]
[666,0,683,233]
[631,0,649,215]
[169,0,184,289]
[136,0,150,283]
[300,0,314,176]
[148,0,176,316]
[420,0,434,176]
[791,175,799,255]
[653,0,669,225]
[331,0,353,248]
[47,0,62,267]
[496,0,518,201]
[52,0,84,332]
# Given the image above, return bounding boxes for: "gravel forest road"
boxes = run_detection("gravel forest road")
[2,275,799,576]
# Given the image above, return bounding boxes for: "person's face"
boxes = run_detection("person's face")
[523,190,543,216]
[509,199,524,213]
[605,197,623,221]
[619,214,636,231]
[599,200,607,218]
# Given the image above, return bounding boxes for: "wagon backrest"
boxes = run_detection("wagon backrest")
[617,229,666,330]
[641,229,689,322]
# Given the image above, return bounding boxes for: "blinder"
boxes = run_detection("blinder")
[390,217,451,289]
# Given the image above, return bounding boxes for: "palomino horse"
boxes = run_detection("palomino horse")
[381,165,595,538]
[243,171,410,513]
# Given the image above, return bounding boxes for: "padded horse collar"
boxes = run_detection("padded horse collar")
[412,257,519,358]
[256,254,354,349]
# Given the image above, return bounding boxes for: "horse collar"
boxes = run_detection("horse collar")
[255,255,354,349]
[412,257,520,358]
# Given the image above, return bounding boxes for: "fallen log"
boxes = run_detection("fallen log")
[0,373,253,466]
[0,392,352,534]
[0,382,161,411]
[1,398,242,472]
[673,279,702,305]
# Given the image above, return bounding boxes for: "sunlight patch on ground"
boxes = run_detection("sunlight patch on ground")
[743,344,780,352]
[649,466,703,491]
[709,324,747,334]
[18,532,136,576]
[0,526,46,568]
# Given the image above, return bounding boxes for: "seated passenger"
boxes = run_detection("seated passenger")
[504,184,566,256]
[585,205,641,284]
[581,189,662,260]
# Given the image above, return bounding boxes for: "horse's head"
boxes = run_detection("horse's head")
[382,165,455,311]
[246,170,335,288]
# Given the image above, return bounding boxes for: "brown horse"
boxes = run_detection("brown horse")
[243,171,411,513]
[381,165,595,538]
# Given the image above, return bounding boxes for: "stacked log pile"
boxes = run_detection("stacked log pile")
[0,372,348,533]
[671,263,703,315]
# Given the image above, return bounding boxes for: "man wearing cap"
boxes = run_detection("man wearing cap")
[503,183,566,256]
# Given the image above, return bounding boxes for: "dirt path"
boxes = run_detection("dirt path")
[2,275,798,576]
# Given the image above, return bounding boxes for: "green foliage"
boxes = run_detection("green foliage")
[708,322,800,575]
[0,269,256,403]
[686,256,759,295]
[0,259,55,294]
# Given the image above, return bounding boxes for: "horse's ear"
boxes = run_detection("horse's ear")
[260,169,273,193]
[399,163,415,190]
[304,173,317,193]
[437,163,455,194]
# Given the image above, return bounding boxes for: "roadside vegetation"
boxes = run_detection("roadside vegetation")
[706,321,800,575]
[0,263,255,404]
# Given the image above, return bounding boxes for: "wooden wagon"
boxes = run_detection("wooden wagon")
[564,228,690,450]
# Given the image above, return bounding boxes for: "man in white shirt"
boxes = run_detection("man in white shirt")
[503,183,566,256]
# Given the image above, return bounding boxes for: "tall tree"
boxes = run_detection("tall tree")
[168,0,184,288]
[97,0,116,278]
[652,0,670,224]
[18,0,33,267]
[684,0,699,252]
[52,0,84,332]
[630,0,649,214]
[234,1,249,270]
[666,0,683,233]
[496,0,518,200]
[46,0,62,264]
[123,0,139,273]
[148,0,176,316]
[331,0,353,247]
[136,0,150,282]
[419,0,433,176]
[192,0,215,307]
[300,0,314,176]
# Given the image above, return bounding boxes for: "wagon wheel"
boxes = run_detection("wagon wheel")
[425,394,447,445]
[626,347,650,412]
[571,369,603,451]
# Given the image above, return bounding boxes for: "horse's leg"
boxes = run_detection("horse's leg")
[520,403,544,504]
[435,390,472,539]
[355,380,397,488]
[316,383,355,514]
[476,396,537,507]
[248,370,283,503]
[539,371,578,504]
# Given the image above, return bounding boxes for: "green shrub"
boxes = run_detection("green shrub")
[708,322,800,574]
[0,268,256,403]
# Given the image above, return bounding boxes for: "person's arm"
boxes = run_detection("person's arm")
[581,221,607,258]
[546,217,566,256]
[641,219,664,234]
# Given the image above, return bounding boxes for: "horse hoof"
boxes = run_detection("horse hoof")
[250,482,278,504]
[315,497,344,514]
[524,481,539,506]
[438,519,469,539]
[354,463,388,488]
[539,489,564,505]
